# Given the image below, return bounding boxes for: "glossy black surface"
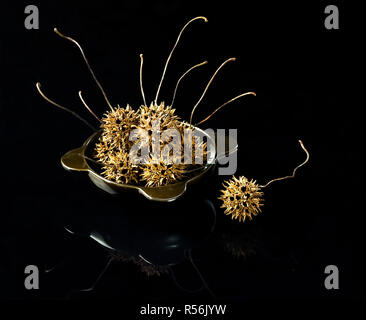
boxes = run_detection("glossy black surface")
[64,197,216,266]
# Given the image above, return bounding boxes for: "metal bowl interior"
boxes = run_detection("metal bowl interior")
[61,127,217,202]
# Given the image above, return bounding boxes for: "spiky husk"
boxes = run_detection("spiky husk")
[94,103,208,187]
[140,156,185,187]
[100,149,139,184]
[98,105,139,152]
[218,176,264,223]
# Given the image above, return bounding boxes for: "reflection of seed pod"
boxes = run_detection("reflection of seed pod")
[221,233,257,259]
[111,252,169,277]
[218,176,264,223]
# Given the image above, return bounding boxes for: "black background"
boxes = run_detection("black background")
[0,0,363,313]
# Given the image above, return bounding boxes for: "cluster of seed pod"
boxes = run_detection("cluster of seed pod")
[94,102,207,187]
[36,16,257,188]
[35,16,310,223]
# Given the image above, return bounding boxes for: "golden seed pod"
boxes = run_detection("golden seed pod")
[218,176,264,223]
[100,149,139,185]
[94,137,112,164]
[137,102,181,136]
[98,105,139,152]
[140,156,185,187]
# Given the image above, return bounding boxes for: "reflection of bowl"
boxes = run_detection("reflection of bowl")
[61,127,217,202]
[64,199,216,266]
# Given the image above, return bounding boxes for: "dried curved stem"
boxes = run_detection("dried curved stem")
[54,28,114,111]
[36,82,96,131]
[154,16,208,104]
[170,60,208,107]
[78,91,102,123]
[139,54,147,106]
[190,57,236,125]
[259,140,310,188]
[195,91,256,126]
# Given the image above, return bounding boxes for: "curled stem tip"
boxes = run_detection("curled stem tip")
[260,139,310,188]
[195,91,256,126]
[197,16,208,23]
[190,57,236,125]
[54,27,114,112]
[171,60,208,107]
[78,90,102,123]
[35,82,96,131]
[154,16,208,104]
[139,53,147,106]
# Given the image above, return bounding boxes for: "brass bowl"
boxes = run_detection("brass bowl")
[61,127,219,202]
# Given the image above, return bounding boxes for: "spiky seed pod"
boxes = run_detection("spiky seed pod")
[136,102,184,164]
[100,150,139,184]
[137,102,181,135]
[99,105,139,152]
[218,176,264,223]
[94,102,210,186]
[140,157,185,187]
[94,137,112,164]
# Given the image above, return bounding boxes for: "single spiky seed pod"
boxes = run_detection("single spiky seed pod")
[100,150,139,184]
[136,102,184,163]
[99,105,139,152]
[140,157,185,187]
[218,176,264,223]
[137,102,181,134]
